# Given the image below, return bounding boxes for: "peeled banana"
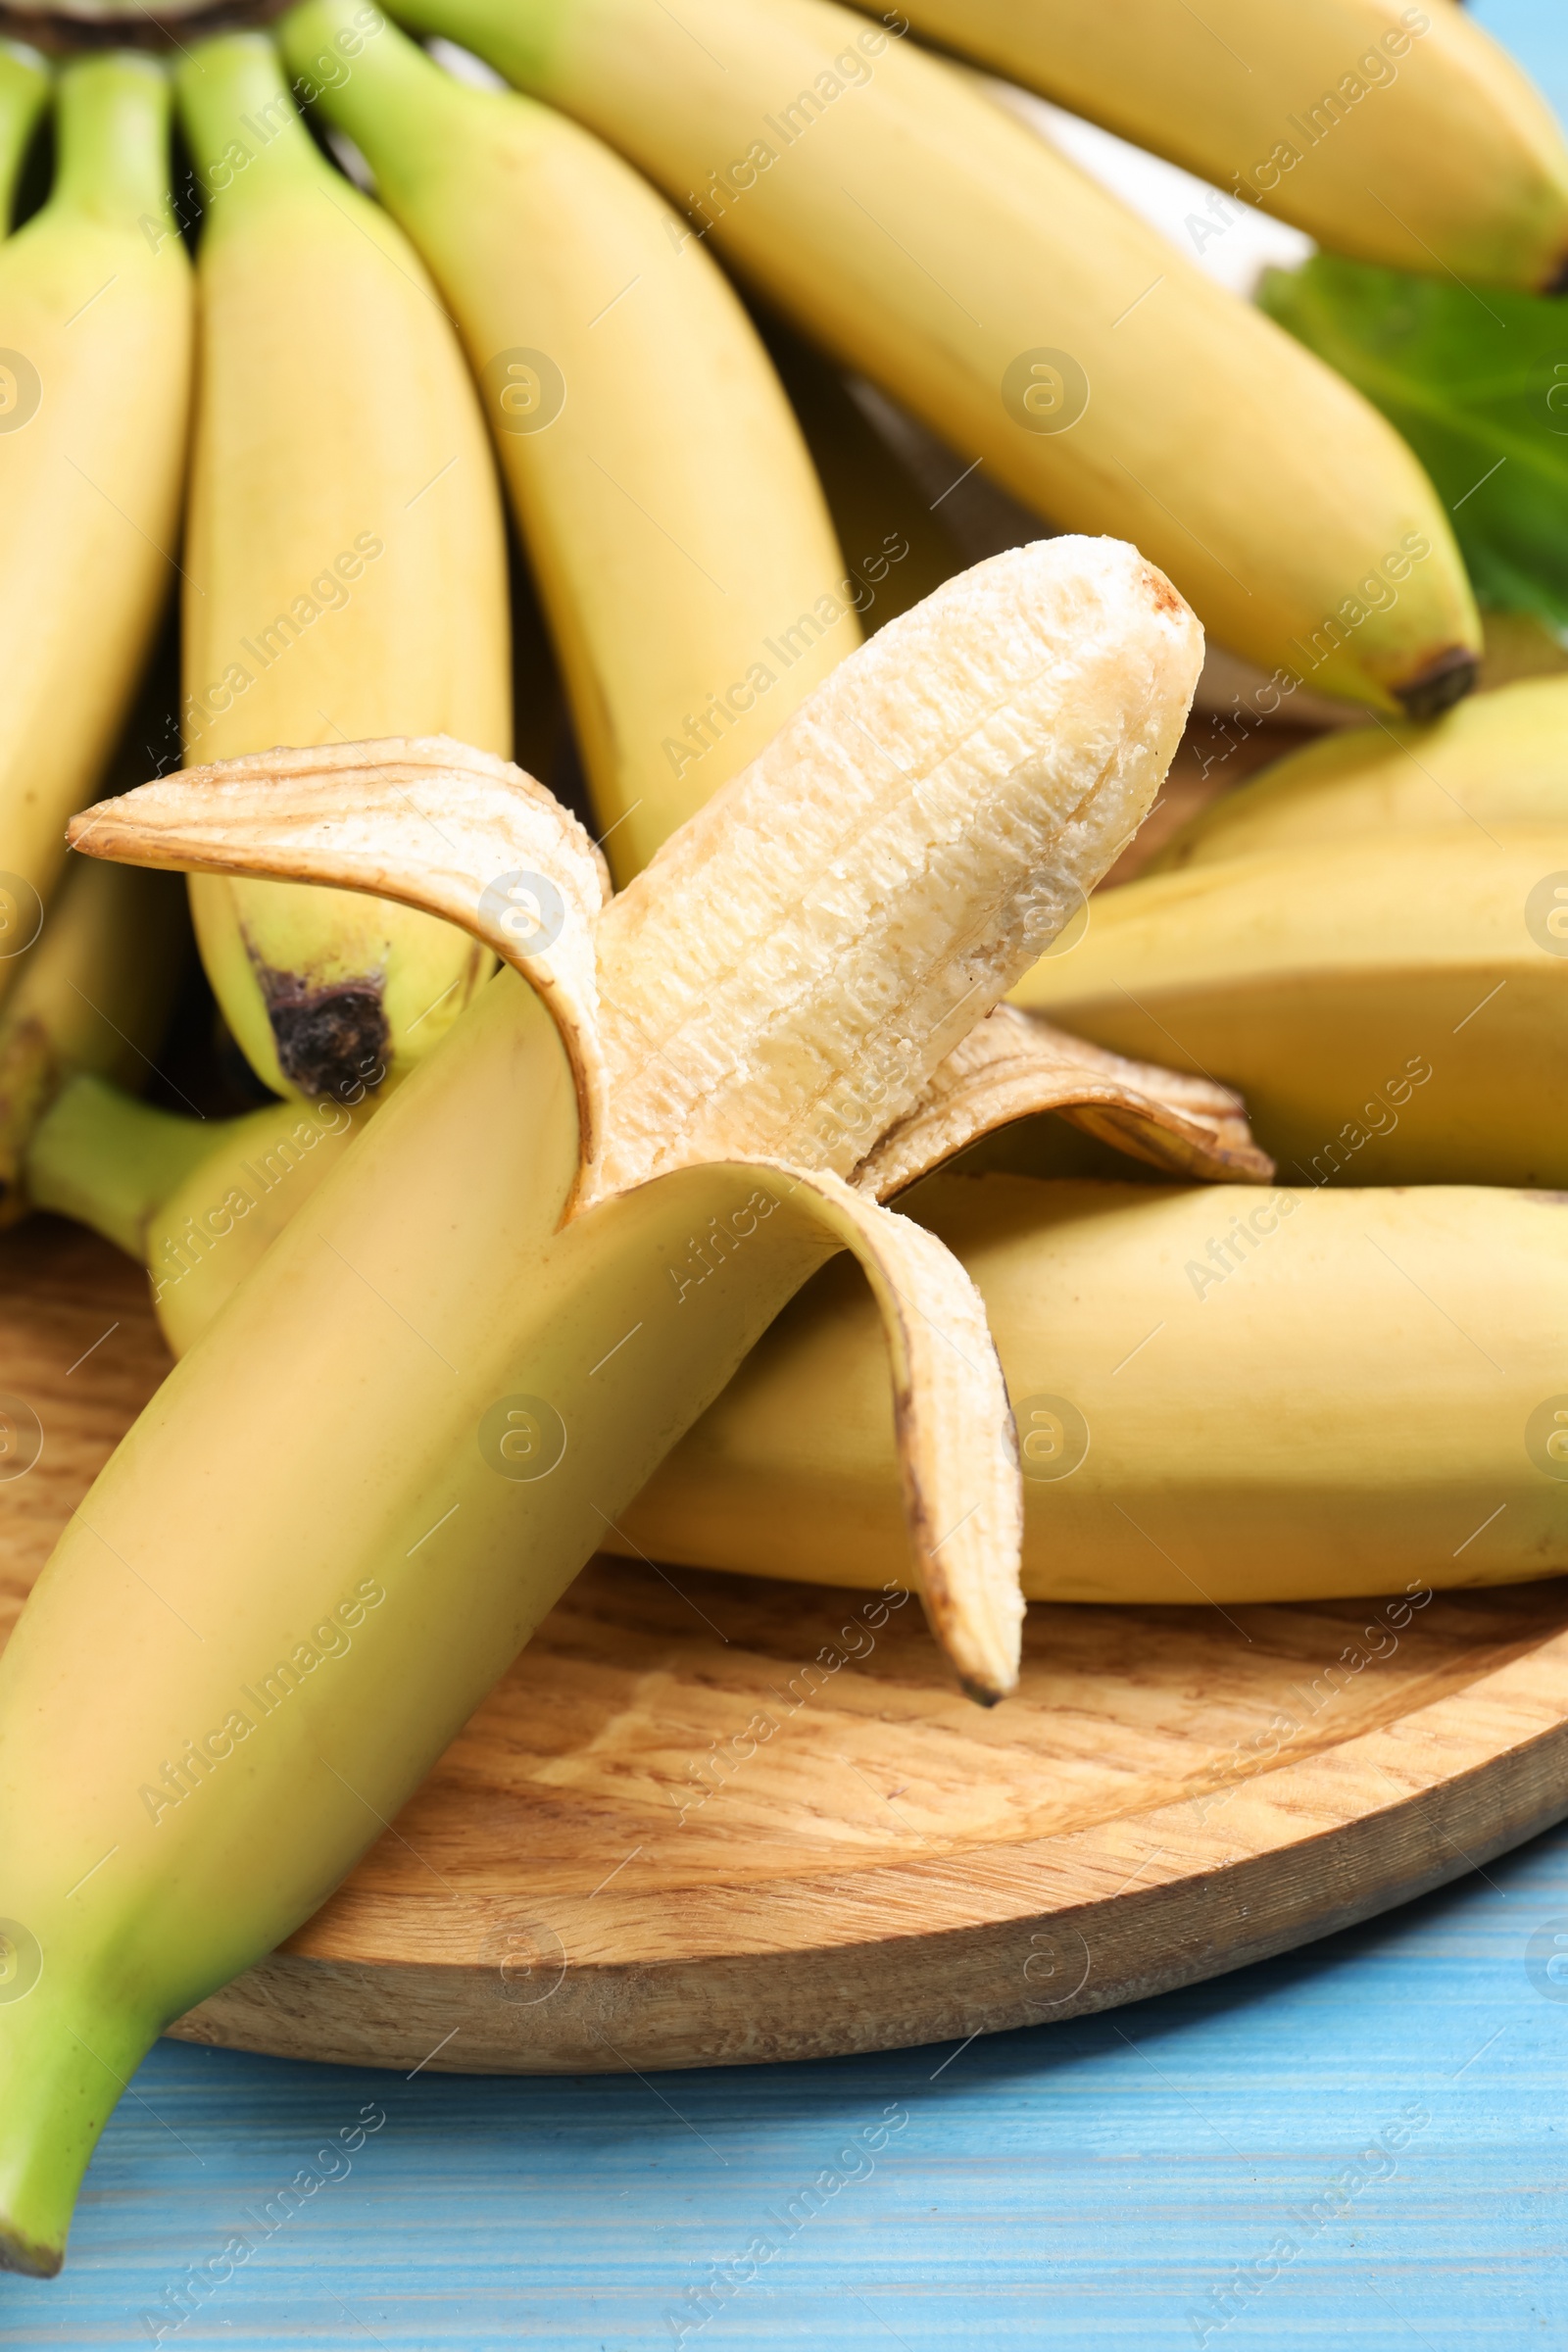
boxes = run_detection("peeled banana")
[877,0,1568,293]
[284,0,858,883]
[622,1171,1568,1602]
[1014,831,1568,1187]
[1152,673,1568,871]
[395,0,1482,716]
[0,42,46,227]
[0,55,190,985]
[0,539,1199,2272]
[174,33,511,1098]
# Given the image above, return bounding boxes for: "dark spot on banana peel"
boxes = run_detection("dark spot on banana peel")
[258,970,390,1102]
[1393,646,1478,722]
[1542,252,1568,298]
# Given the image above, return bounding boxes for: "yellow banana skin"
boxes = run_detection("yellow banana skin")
[623,1173,1568,1603]
[1014,831,1568,1187]
[872,0,1568,294]
[1152,674,1568,872]
[392,0,1482,717]
[23,1073,376,1353]
[177,34,510,1097]
[284,1,858,884]
[0,42,47,228]
[0,858,186,1218]
[0,57,190,984]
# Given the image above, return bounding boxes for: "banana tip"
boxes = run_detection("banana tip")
[0,2222,64,2278]
[1393,647,1478,723]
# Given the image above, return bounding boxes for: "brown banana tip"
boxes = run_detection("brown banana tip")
[958,1675,1008,1709]
[1392,647,1479,723]
[1541,251,1568,297]
[0,2223,64,2278]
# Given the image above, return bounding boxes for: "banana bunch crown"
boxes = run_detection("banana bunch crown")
[71,536,1205,1696]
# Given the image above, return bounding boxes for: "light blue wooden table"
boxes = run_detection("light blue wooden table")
[5,5,1566,2343]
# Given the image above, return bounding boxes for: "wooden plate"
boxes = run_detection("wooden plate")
[6,1216,1568,2075]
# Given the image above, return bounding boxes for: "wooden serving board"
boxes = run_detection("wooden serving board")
[6,1216,1568,2076]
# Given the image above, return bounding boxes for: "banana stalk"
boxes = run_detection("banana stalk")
[282,0,858,885]
[0,858,187,1221]
[0,41,46,228]
[1014,831,1568,1187]
[1152,673,1568,872]
[869,0,1568,294]
[175,34,511,1099]
[0,538,1200,2274]
[622,1171,1568,1602]
[389,0,1482,717]
[23,1076,376,1353]
[0,56,190,994]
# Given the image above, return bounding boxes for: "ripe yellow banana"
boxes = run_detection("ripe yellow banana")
[623,1171,1568,1602]
[1152,673,1568,872]
[0,857,186,1220]
[873,0,1568,294]
[0,55,190,993]
[392,0,1481,717]
[23,1074,377,1353]
[0,539,1200,2272]
[174,33,511,1097]
[0,42,46,228]
[1014,830,1568,1187]
[284,0,861,884]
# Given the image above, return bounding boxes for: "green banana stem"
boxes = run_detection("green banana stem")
[174,32,324,214]
[24,1076,206,1259]
[0,42,47,230]
[51,54,175,224]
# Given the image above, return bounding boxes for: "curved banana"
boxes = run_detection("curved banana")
[1152,673,1568,872]
[0,858,186,1221]
[283,1,858,884]
[872,0,1568,294]
[392,0,1481,717]
[1014,830,1568,1187]
[0,42,46,228]
[0,55,190,990]
[174,33,511,1098]
[622,1171,1568,1602]
[0,539,1199,2273]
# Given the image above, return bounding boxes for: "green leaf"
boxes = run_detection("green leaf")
[1259,253,1568,629]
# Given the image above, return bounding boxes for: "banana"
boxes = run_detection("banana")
[391,0,1481,717]
[622,1171,1568,1603]
[0,858,187,1221]
[279,2,856,885]
[173,33,511,1098]
[23,1075,377,1354]
[0,42,46,228]
[0,55,190,995]
[869,0,1568,294]
[1013,830,1568,1187]
[1152,673,1568,872]
[0,538,1200,2272]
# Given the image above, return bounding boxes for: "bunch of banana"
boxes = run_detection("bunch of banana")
[1013,830,1568,1187]
[0,537,1200,2272]
[394,0,1482,716]
[621,1171,1568,1602]
[0,54,190,997]
[283,0,859,884]
[0,858,186,1217]
[1151,671,1568,871]
[875,0,1568,292]
[172,33,511,1100]
[0,42,46,227]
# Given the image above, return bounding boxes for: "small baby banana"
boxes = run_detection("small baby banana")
[0,537,1201,2274]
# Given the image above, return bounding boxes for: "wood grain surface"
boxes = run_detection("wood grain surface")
[5,1216,1568,2078]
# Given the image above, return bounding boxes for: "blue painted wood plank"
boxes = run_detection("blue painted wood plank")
[2,1817,1566,2348]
